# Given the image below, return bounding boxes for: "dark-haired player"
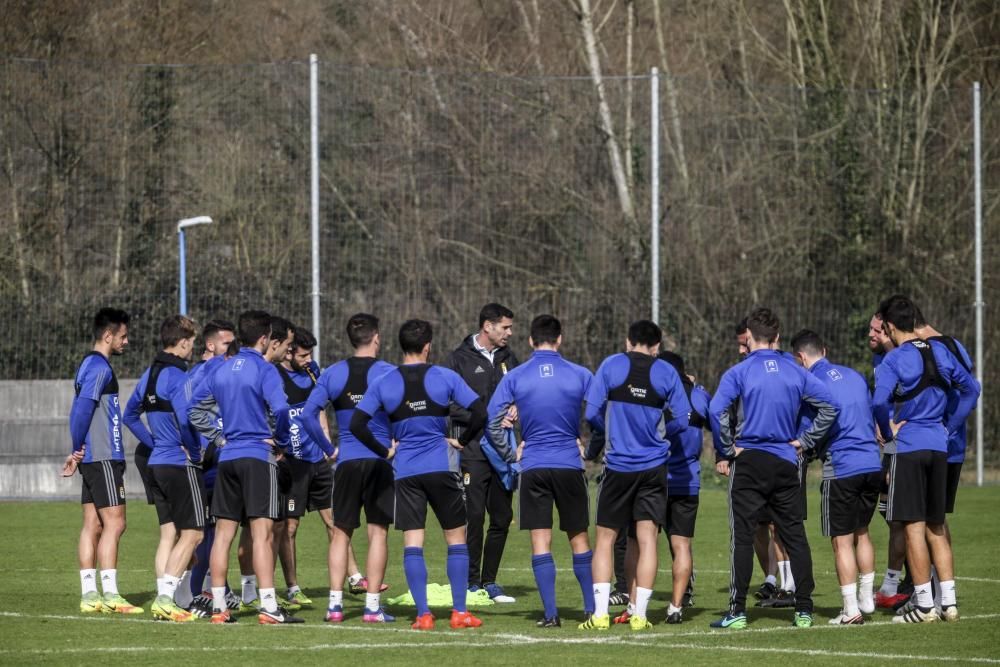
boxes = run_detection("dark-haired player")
[350,319,487,630]
[873,296,979,623]
[124,315,205,622]
[189,310,302,624]
[580,320,690,631]
[303,313,397,623]
[485,314,596,628]
[63,308,142,614]
[791,329,880,625]
[709,308,838,629]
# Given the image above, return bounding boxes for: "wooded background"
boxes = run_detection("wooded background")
[1,1,998,465]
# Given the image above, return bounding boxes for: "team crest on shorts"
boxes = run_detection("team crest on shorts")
[118,486,125,499]
[288,498,296,512]
[463,472,471,486]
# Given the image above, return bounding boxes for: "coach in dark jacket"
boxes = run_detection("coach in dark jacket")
[447,303,519,602]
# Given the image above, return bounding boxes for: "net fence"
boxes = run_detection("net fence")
[1,57,997,471]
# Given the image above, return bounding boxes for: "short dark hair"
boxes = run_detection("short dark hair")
[879,295,919,333]
[478,303,514,329]
[399,319,433,354]
[346,313,380,348]
[202,319,235,341]
[790,329,825,357]
[627,320,662,348]
[657,350,686,378]
[746,308,780,343]
[226,339,241,357]
[160,315,198,348]
[238,310,272,346]
[269,316,293,343]
[529,314,561,346]
[291,326,317,351]
[93,307,130,340]
[735,317,748,336]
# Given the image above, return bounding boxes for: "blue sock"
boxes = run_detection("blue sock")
[447,545,470,612]
[532,553,558,619]
[403,547,429,616]
[573,550,595,614]
[190,524,214,596]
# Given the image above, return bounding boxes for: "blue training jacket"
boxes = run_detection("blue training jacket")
[188,347,291,464]
[302,357,395,463]
[872,339,979,456]
[70,352,125,463]
[667,384,710,495]
[356,363,479,479]
[584,352,690,473]
[709,349,839,466]
[799,358,880,480]
[124,352,202,466]
[485,349,593,472]
[276,361,327,464]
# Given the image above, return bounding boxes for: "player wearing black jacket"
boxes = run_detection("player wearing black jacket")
[447,303,520,601]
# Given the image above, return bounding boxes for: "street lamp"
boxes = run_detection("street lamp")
[177,216,213,315]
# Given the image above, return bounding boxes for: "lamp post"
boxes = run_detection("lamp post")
[177,216,213,315]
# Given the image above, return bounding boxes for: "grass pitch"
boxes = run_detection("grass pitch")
[1,485,998,665]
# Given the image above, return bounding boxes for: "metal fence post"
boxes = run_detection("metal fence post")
[974,81,984,486]
[310,54,322,364]
[650,67,660,324]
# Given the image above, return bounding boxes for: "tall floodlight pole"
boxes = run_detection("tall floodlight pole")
[177,216,213,316]
[650,67,661,324]
[310,53,322,363]
[973,82,984,486]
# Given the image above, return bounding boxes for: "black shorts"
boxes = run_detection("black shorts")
[519,468,589,532]
[665,494,699,538]
[332,458,395,530]
[285,457,334,518]
[212,458,280,522]
[80,460,126,509]
[149,465,208,530]
[134,444,155,505]
[820,471,880,537]
[394,472,466,532]
[886,450,948,524]
[945,462,963,514]
[595,465,668,530]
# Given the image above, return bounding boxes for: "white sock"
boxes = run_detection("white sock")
[80,569,98,596]
[931,566,941,609]
[156,577,165,596]
[212,586,227,612]
[163,574,180,601]
[100,569,119,596]
[940,580,957,607]
[779,561,795,592]
[328,590,343,609]
[365,593,380,611]
[348,572,364,586]
[858,572,875,613]
[764,574,777,587]
[915,582,934,609]
[593,583,611,617]
[287,584,301,597]
[841,583,860,617]
[241,575,258,603]
[626,602,636,615]
[635,587,654,618]
[667,602,682,615]
[259,587,278,613]
[880,569,901,595]
[175,571,193,607]
[202,572,212,593]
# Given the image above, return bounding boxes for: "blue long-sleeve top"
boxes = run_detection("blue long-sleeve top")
[277,361,327,463]
[584,352,690,473]
[709,349,839,466]
[124,352,202,466]
[188,348,291,464]
[302,357,395,462]
[928,336,976,463]
[667,384,710,495]
[797,358,880,480]
[872,339,980,455]
[485,349,593,471]
[70,352,125,463]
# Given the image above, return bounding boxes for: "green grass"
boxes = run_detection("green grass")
[2,486,999,666]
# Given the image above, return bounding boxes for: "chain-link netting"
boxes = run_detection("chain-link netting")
[1,57,996,471]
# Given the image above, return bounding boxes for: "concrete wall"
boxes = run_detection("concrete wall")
[0,380,147,499]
